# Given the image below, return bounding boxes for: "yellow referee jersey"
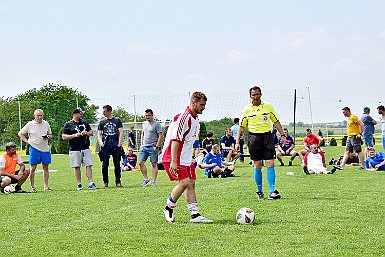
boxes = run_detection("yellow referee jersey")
[240,101,279,133]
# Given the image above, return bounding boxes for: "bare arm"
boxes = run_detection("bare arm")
[273,120,284,135]
[169,140,180,176]
[98,130,104,147]
[18,131,28,144]
[118,127,123,147]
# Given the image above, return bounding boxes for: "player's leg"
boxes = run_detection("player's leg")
[29,164,37,192]
[276,151,284,166]
[186,180,213,223]
[28,146,39,192]
[249,134,264,200]
[101,146,111,187]
[239,138,245,163]
[354,139,365,169]
[289,150,297,166]
[264,134,281,200]
[138,146,150,186]
[70,151,82,189]
[150,148,159,186]
[82,149,96,189]
[335,138,353,170]
[41,150,52,191]
[112,146,122,186]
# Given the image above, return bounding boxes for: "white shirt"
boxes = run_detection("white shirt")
[19,119,52,152]
[380,115,385,135]
[0,154,23,168]
[161,107,199,166]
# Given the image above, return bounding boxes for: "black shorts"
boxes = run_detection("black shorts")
[248,132,276,161]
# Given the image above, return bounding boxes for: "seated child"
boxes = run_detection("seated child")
[200,144,235,178]
[365,147,385,171]
[121,146,138,171]
[304,144,336,175]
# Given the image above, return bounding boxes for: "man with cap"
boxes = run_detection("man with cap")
[18,108,52,192]
[0,142,30,193]
[62,108,97,190]
[361,106,377,157]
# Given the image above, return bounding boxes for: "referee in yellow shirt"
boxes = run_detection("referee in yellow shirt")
[236,86,284,200]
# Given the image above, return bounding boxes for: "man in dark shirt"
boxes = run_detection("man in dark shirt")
[62,108,97,190]
[201,132,215,155]
[97,105,124,188]
[220,128,240,162]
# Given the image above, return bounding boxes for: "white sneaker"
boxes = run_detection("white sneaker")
[163,207,175,223]
[190,215,213,223]
[141,179,151,187]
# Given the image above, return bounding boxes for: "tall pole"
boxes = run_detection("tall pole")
[76,96,79,108]
[18,101,23,155]
[293,89,297,145]
[133,95,137,122]
[306,86,314,130]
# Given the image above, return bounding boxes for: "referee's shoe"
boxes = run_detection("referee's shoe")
[268,190,281,200]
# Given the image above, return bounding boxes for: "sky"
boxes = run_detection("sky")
[1,0,384,124]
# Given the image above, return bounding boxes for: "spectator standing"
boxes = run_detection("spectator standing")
[334,107,365,170]
[231,118,244,164]
[236,86,284,200]
[139,109,164,187]
[378,105,385,150]
[98,105,124,188]
[361,106,377,156]
[18,109,52,192]
[62,108,97,190]
[161,92,213,223]
[128,125,136,149]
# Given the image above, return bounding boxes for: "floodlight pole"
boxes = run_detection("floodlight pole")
[18,101,22,155]
[306,86,314,130]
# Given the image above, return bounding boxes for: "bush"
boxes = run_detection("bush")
[330,138,337,146]
[342,136,347,146]
[56,128,69,154]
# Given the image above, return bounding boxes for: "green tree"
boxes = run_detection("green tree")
[56,127,69,154]
[112,107,147,122]
[0,83,98,149]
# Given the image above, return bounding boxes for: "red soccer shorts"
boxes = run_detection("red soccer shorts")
[163,162,196,181]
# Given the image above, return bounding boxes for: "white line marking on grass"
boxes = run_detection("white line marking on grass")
[10,179,237,239]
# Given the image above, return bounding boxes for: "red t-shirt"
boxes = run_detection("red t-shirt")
[304,133,319,146]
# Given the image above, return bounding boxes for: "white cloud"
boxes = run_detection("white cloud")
[271,28,326,53]
[183,73,203,81]
[125,44,184,56]
[377,30,385,39]
[333,58,367,72]
[227,50,252,64]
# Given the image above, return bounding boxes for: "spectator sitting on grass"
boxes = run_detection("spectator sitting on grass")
[121,146,138,171]
[303,144,336,175]
[365,147,385,171]
[200,144,235,178]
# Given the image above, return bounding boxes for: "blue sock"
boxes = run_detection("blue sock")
[169,196,176,203]
[267,167,276,193]
[254,168,262,192]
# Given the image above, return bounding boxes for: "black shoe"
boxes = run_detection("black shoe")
[328,168,337,174]
[268,190,281,200]
[303,166,309,174]
[328,158,334,165]
[207,171,213,178]
[333,165,344,170]
[256,191,265,200]
[288,160,293,166]
[280,162,284,166]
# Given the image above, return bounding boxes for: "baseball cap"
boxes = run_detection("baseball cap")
[73,108,84,114]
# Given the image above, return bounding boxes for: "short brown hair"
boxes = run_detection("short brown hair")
[190,92,207,102]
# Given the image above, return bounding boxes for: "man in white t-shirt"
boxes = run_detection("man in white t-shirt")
[18,109,52,193]
[378,105,385,150]
[161,92,213,224]
[303,144,336,175]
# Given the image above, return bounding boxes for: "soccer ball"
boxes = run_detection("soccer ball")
[3,185,15,194]
[236,207,255,224]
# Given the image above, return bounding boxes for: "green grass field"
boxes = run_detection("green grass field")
[1,146,385,256]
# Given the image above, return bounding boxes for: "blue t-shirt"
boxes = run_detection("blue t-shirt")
[204,152,225,172]
[279,136,294,152]
[365,152,385,170]
[361,114,375,137]
[220,135,235,151]
[122,153,137,167]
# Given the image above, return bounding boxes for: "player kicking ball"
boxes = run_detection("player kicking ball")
[161,92,213,224]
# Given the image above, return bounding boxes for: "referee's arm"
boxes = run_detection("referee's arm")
[235,126,245,151]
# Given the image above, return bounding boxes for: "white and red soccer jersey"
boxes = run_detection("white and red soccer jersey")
[304,151,325,169]
[161,107,200,166]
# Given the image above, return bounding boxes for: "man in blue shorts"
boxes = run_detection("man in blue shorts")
[361,106,377,156]
[139,109,164,187]
[18,109,52,192]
